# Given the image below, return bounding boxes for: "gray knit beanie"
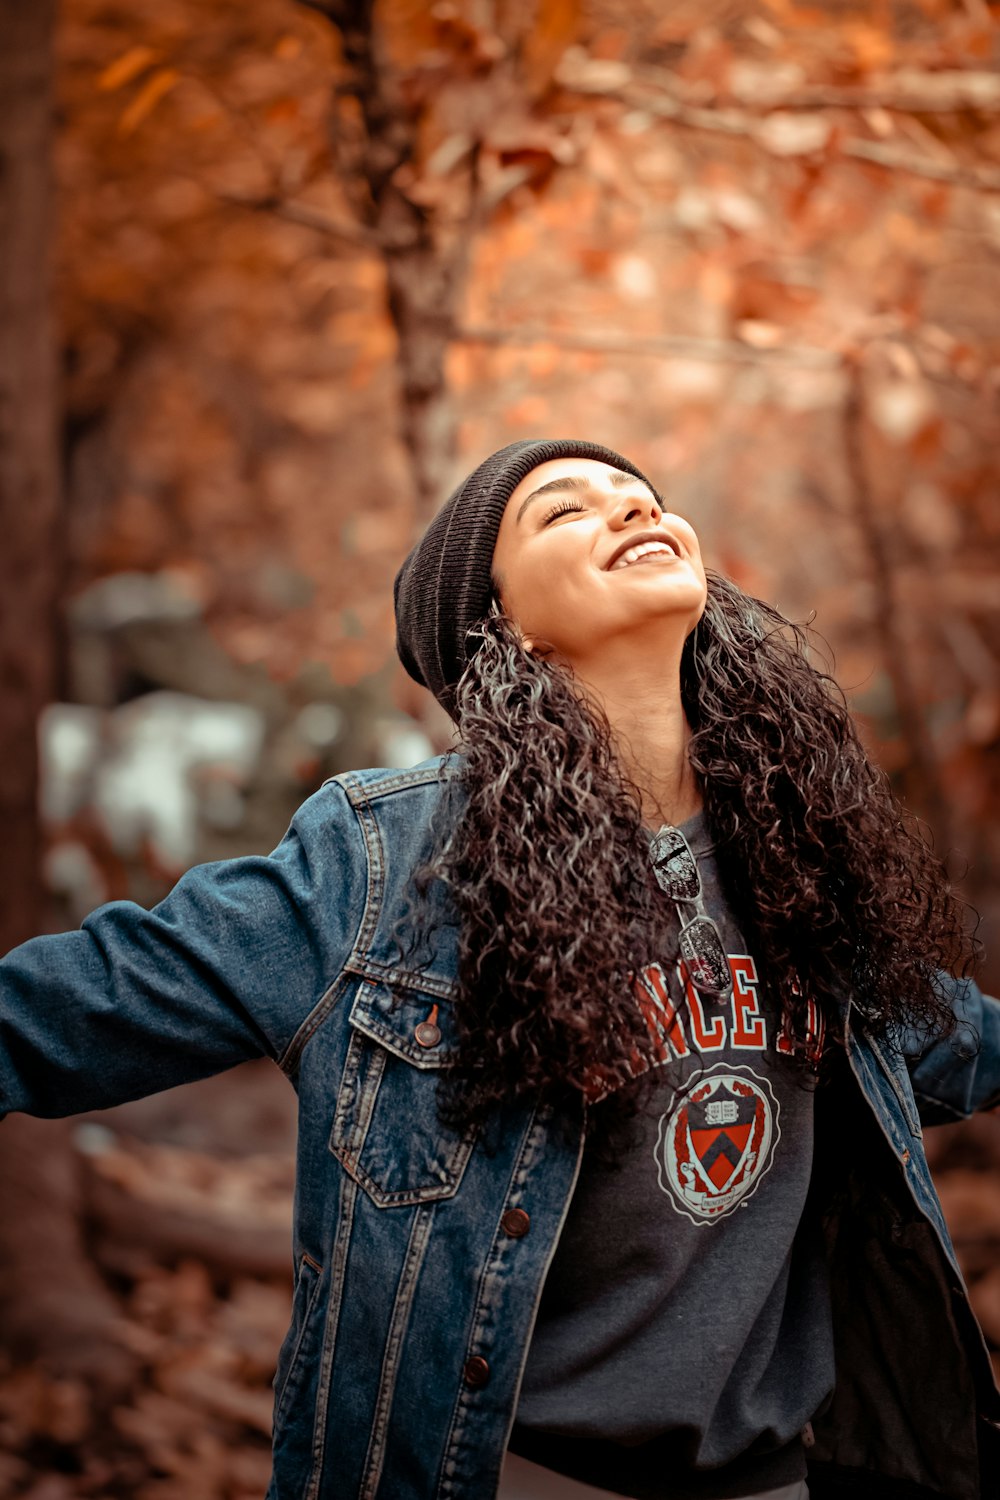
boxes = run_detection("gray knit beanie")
[393,438,660,714]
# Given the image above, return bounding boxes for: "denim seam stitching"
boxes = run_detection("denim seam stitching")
[272,1256,323,1432]
[493,1104,588,1499]
[328,764,449,804]
[348,789,384,958]
[330,1028,387,1170]
[359,1204,437,1498]
[347,1131,476,1209]
[865,1031,923,1137]
[278,972,351,1078]
[342,957,458,1002]
[305,1171,359,1500]
[348,1000,452,1071]
[437,1104,569,1498]
[911,1087,967,1122]
[276,783,372,1074]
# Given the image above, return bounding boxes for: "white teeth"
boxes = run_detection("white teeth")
[612,540,675,570]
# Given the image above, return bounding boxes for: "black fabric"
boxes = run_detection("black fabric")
[807,1071,984,1500]
[392,438,660,714]
[506,1426,807,1500]
[806,1462,962,1500]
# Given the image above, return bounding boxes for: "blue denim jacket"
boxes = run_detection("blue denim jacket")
[2,757,999,1500]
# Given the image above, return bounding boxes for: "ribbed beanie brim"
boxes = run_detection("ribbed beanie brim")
[393,438,660,715]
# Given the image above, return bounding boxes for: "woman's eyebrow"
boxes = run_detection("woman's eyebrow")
[515,470,651,523]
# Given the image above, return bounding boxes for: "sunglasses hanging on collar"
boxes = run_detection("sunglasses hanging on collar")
[648,825,733,1002]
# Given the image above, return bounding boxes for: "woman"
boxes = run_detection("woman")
[1,438,998,1500]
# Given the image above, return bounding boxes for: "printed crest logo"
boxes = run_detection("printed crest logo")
[655,1064,780,1225]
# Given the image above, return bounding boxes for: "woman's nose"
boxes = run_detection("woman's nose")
[610,492,662,527]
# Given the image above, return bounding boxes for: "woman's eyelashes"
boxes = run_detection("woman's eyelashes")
[541,501,586,525]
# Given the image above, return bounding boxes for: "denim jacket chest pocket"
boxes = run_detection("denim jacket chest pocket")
[328,977,477,1207]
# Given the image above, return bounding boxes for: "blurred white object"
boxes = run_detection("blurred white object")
[296,701,345,749]
[41,692,265,872]
[43,840,107,924]
[374,715,435,770]
[68,569,202,629]
[95,692,265,867]
[39,703,104,822]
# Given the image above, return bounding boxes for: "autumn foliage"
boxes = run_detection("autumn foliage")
[0,0,998,1492]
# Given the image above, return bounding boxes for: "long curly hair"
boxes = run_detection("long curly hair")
[398,571,974,1149]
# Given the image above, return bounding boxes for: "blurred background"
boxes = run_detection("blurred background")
[1,0,999,1495]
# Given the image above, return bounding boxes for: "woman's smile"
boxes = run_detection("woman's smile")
[610,546,682,572]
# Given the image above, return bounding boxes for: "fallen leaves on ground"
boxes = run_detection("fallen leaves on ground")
[0,1116,997,1496]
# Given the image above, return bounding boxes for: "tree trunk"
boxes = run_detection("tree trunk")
[320,0,469,528]
[842,360,952,853]
[0,0,138,1394]
[0,2,60,929]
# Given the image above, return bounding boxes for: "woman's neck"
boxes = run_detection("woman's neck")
[575,660,702,829]
[629,751,703,831]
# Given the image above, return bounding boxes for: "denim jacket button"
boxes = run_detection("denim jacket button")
[414,1021,442,1048]
[463,1356,490,1388]
[501,1207,531,1238]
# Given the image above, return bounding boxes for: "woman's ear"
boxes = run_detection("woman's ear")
[522,637,535,655]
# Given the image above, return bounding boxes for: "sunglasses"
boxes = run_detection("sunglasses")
[648,825,733,1002]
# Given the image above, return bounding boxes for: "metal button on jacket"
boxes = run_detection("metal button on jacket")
[415,1002,442,1048]
[501,1207,530,1238]
[463,1356,490,1388]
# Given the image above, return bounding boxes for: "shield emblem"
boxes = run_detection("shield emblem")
[686,1082,759,1192]
[655,1066,780,1224]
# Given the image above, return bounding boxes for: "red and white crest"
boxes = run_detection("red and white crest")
[655,1065,780,1225]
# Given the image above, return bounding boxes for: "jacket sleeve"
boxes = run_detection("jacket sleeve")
[903,973,1000,1123]
[0,779,366,1120]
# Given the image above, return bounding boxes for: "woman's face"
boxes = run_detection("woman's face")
[491,457,707,668]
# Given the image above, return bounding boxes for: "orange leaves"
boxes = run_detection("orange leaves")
[838,21,896,78]
[274,34,303,63]
[52,0,1000,893]
[96,45,180,136]
[117,68,181,137]
[520,0,583,100]
[376,0,582,93]
[376,0,455,69]
[502,393,550,428]
[97,44,161,93]
[376,0,503,74]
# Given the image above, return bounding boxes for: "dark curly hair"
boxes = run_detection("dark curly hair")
[398,571,974,1150]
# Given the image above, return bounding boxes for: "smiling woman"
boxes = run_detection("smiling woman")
[495,461,702,638]
[2,438,999,1500]
[390,437,998,1500]
[490,455,706,829]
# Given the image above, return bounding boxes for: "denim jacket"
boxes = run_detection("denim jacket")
[2,756,999,1500]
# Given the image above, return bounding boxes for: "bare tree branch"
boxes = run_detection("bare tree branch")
[569,75,1000,193]
[327,0,470,528]
[840,138,1000,192]
[457,321,843,368]
[627,66,1000,116]
[214,190,384,249]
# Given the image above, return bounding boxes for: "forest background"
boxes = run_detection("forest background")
[1,0,999,1495]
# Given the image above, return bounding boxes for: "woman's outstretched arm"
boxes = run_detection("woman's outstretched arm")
[0,779,364,1119]
[903,973,1000,1122]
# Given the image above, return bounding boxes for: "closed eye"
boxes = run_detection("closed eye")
[541,500,586,525]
